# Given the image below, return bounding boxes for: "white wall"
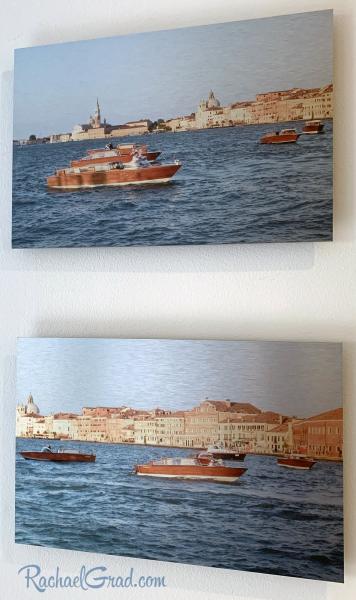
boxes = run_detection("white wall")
[0,1,355,599]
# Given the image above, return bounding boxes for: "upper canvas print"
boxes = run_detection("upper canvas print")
[15,338,343,582]
[12,10,333,248]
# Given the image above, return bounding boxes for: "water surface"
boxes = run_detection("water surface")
[15,438,343,581]
[12,123,333,247]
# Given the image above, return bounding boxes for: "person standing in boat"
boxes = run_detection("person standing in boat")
[41,444,53,453]
[105,142,113,150]
[128,151,150,168]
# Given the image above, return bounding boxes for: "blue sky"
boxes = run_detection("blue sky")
[13,10,333,138]
[16,338,341,418]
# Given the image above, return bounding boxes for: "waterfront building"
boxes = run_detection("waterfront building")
[106,416,135,443]
[16,394,42,437]
[218,411,287,452]
[182,400,263,448]
[49,133,72,143]
[195,90,227,129]
[265,421,293,454]
[107,119,151,138]
[165,115,196,132]
[134,417,159,445]
[120,424,135,443]
[15,395,342,459]
[52,413,79,439]
[155,413,186,445]
[76,415,93,441]
[229,102,254,124]
[292,408,343,459]
[34,84,333,146]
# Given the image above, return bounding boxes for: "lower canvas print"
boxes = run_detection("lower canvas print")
[15,338,343,582]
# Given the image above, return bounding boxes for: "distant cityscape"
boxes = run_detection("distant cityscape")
[16,394,342,460]
[14,83,333,146]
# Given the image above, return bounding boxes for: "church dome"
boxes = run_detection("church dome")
[206,90,221,109]
[26,393,40,415]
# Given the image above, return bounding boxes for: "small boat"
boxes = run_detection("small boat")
[277,455,316,470]
[206,443,246,461]
[47,160,181,189]
[20,447,96,462]
[302,120,325,134]
[134,452,247,483]
[260,129,300,144]
[71,144,161,168]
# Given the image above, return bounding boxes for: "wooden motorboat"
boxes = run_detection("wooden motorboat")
[302,120,324,134]
[20,448,96,462]
[260,128,300,144]
[47,160,181,189]
[277,455,316,470]
[71,144,161,168]
[206,443,246,461]
[134,452,247,483]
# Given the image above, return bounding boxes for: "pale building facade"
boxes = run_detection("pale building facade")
[15,396,342,460]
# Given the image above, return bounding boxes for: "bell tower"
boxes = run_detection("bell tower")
[94,98,101,128]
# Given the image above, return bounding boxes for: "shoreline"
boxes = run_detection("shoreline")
[16,436,343,463]
[14,117,334,146]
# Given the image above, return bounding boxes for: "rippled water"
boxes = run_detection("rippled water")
[15,438,343,581]
[12,122,333,248]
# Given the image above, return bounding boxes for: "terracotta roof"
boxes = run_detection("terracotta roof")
[300,407,343,423]
[269,423,288,433]
[201,400,261,414]
[53,412,78,419]
[230,402,261,415]
[228,411,283,424]
[158,411,185,418]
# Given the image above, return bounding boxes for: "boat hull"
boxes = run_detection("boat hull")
[302,123,324,134]
[277,457,315,470]
[47,163,181,189]
[260,133,300,144]
[20,451,96,462]
[135,464,247,482]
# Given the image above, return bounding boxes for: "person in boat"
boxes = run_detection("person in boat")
[41,444,53,453]
[128,151,150,168]
[105,142,114,150]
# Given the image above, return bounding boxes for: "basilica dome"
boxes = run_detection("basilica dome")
[26,393,40,415]
[206,90,221,109]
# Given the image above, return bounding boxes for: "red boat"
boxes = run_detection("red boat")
[277,455,316,470]
[302,120,325,134]
[47,160,181,189]
[260,128,300,144]
[134,452,247,483]
[20,447,96,462]
[71,144,161,168]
